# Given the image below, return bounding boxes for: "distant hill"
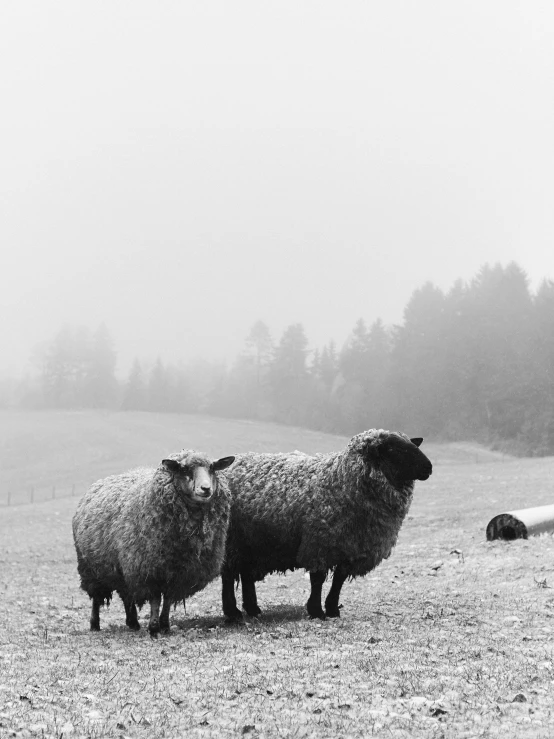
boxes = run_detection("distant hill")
[0,410,511,504]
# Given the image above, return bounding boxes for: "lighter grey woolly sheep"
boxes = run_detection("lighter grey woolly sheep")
[221,429,432,621]
[73,449,235,635]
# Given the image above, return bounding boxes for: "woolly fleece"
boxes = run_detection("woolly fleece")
[224,429,432,583]
[73,450,232,609]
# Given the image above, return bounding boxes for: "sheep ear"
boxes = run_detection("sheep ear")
[162,459,181,473]
[410,437,423,447]
[213,456,235,471]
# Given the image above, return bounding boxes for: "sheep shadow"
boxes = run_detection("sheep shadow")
[174,603,307,631]
[69,604,310,641]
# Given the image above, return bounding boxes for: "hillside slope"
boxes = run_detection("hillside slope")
[0,410,350,502]
[0,409,513,504]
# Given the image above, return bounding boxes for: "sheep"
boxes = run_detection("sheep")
[72,449,235,635]
[221,429,432,621]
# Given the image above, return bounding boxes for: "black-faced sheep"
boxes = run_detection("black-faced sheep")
[73,450,235,635]
[221,429,432,621]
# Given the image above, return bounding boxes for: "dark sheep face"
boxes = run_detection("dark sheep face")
[162,456,235,504]
[369,434,433,486]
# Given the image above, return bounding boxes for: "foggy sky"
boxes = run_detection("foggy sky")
[1,1,553,375]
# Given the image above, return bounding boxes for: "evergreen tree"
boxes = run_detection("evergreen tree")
[41,325,92,407]
[121,358,147,411]
[170,363,193,414]
[340,319,371,383]
[308,341,340,432]
[270,323,311,425]
[310,348,321,379]
[337,318,392,432]
[245,320,274,389]
[522,279,554,453]
[364,319,392,425]
[148,358,170,412]
[242,320,274,419]
[388,281,447,434]
[72,325,93,404]
[319,341,339,391]
[464,262,533,439]
[337,319,370,433]
[86,323,118,408]
[17,262,554,457]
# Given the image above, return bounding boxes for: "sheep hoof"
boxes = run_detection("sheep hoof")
[245,605,262,618]
[126,620,141,631]
[90,620,100,631]
[325,606,341,618]
[224,608,244,624]
[306,601,326,620]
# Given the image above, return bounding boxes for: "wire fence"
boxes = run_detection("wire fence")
[1,483,87,508]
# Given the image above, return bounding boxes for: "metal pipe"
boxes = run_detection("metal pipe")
[486,504,554,541]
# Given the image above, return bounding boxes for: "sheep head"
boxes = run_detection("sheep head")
[162,454,235,504]
[355,430,433,488]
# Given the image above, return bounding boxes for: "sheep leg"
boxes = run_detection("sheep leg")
[159,595,171,633]
[222,572,243,622]
[306,570,327,619]
[241,572,262,617]
[123,599,140,631]
[324,563,349,618]
[148,595,162,636]
[90,596,101,631]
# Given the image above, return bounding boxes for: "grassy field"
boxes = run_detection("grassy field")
[0,410,354,505]
[0,410,508,506]
[1,410,554,738]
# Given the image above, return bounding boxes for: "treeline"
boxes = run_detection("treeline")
[14,324,119,410]
[4,263,554,455]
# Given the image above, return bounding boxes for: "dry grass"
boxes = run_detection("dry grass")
[1,411,554,737]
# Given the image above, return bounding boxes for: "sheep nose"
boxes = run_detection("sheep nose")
[200,485,212,495]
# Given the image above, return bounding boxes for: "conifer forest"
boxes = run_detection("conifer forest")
[4,263,554,457]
